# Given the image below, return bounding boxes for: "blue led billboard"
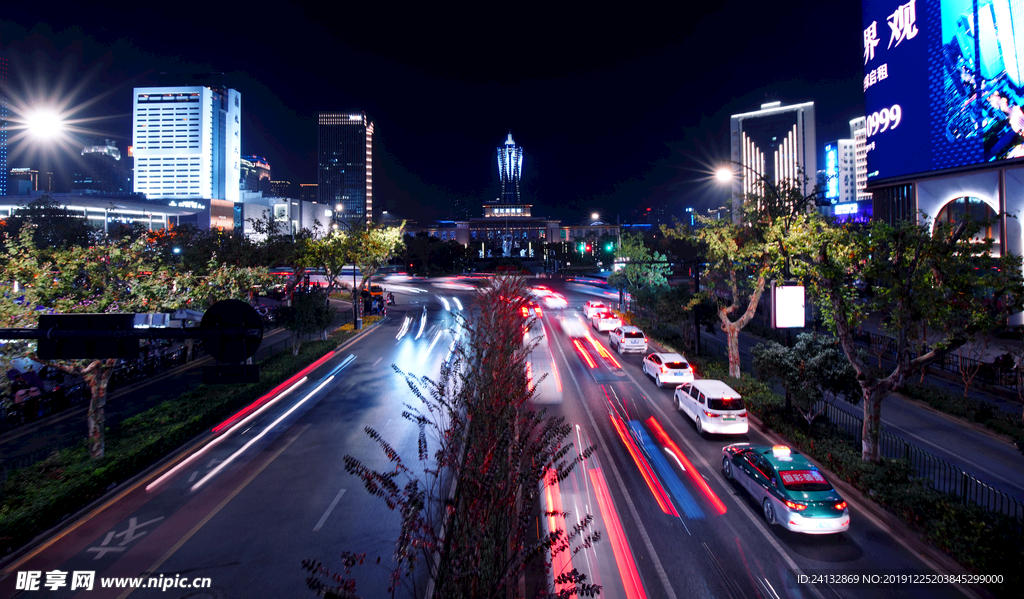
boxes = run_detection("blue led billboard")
[825,144,839,200]
[863,0,1024,181]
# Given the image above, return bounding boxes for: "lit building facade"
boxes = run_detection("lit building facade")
[849,117,871,202]
[318,112,373,224]
[299,183,317,203]
[0,55,8,196]
[132,85,241,202]
[497,133,523,204]
[73,139,132,194]
[240,154,271,195]
[730,101,816,220]
[271,180,296,198]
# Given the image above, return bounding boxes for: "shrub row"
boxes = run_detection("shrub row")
[0,320,376,558]
[659,343,1022,598]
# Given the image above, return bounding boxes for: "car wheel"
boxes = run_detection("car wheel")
[722,455,733,479]
[655,375,663,388]
[695,416,703,436]
[762,498,776,525]
[617,343,625,355]
[674,394,680,410]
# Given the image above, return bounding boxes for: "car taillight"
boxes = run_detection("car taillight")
[660,365,667,373]
[702,409,721,418]
[784,500,807,511]
[834,501,847,510]
[737,411,747,418]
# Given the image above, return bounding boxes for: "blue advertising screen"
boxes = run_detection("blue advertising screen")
[864,0,1024,181]
[825,144,839,200]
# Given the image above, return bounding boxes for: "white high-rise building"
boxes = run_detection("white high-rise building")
[849,116,871,202]
[132,85,241,202]
[729,101,816,220]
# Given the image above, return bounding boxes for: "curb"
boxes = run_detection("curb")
[746,412,995,599]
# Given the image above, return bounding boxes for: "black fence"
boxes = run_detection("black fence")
[0,310,359,482]
[817,401,1024,520]
[699,335,1023,520]
[852,329,1024,394]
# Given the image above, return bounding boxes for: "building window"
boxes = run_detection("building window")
[935,196,999,251]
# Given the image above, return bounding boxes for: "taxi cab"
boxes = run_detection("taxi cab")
[369,285,385,299]
[722,444,850,534]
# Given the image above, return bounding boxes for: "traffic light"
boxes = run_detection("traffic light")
[585,244,592,252]
[605,243,613,251]
[579,242,586,253]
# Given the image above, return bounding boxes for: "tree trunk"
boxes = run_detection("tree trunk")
[84,359,117,459]
[725,324,741,378]
[861,386,884,462]
[292,333,302,356]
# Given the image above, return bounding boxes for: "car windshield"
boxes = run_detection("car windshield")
[624,332,645,338]
[778,469,833,492]
[664,361,689,370]
[708,397,744,411]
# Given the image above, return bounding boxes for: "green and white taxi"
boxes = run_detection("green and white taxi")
[722,444,850,534]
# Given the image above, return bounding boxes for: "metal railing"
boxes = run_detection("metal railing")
[852,329,1024,394]
[0,313,358,481]
[817,401,1024,520]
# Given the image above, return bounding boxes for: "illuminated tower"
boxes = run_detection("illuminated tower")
[497,133,523,204]
[319,112,373,224]
[0,55,8,196]
[729,101,816,220]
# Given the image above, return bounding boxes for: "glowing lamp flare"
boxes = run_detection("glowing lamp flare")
[715,168,734,183]
[26,110,65,139]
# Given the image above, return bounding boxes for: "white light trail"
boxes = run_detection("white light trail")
[191,376,335,492]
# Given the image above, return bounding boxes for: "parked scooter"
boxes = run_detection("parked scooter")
[386,292,396,306]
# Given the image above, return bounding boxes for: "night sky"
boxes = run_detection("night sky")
[1,1,866,225]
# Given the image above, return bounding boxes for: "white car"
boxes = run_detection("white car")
[642,352,694,388]
[609,326,648,354]
[590,311,621,332]
[674,379,748,436]
[583,301,607,319]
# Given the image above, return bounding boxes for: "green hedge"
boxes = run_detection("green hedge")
[0,323,371,558]
[657,339,1023,597]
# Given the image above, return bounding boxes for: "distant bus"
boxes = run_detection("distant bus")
[268,267,363,288]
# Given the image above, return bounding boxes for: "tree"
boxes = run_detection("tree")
[345,222,405,293]
[751,333,860,425]
[810,215,1024,461]
[662,178,818,377]
[274,289,336,355]
[313,276,599,598]
[0,226,272,459]
[605,232,671,298]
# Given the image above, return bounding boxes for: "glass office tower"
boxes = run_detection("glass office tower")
[318,112,373,224]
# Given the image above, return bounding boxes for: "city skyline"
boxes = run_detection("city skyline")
[0,1,865,223]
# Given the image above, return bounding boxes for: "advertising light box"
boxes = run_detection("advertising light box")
[863,0,1024,181]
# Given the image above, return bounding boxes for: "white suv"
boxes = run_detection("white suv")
[609,326,648,354]
[583,301,607,319]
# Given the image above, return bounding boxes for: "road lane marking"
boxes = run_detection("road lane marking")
[553,336,677,599]
[313,488,347,532]
[116,424,309,599]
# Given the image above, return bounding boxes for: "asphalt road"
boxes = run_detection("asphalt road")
[0,276,999,599]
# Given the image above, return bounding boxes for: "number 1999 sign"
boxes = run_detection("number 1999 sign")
[866,105,902,138]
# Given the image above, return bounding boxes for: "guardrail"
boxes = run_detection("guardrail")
[817,401,1024,520]
[0,310,358,482]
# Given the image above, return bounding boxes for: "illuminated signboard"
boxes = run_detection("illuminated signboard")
[834,203,859,215]
[864,0,1024,182]
[825,144,839,200]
